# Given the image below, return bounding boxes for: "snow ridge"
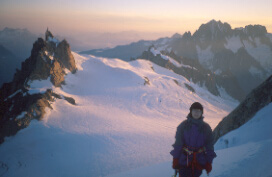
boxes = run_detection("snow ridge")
[0,52,237,177]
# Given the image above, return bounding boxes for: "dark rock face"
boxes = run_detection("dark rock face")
[50,60,65,87]
[213,75,272,144]
[244,25,267,37]
[0,29,77,144]
[55,40,77,73]
[24,32,77,86]
[184,83,195,93]
[194,20,232,48]
[171,31,198,60]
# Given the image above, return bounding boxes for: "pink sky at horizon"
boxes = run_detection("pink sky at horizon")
[0,0,271,49]
[1,0,271,34]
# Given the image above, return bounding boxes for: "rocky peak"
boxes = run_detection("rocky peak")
[182,31,192,39]
[0,29,77,144]
[54,39,77,73]
[244,25,267,37]
[1,28,77,92]
[193,20,232,41]
[20,30,77,86]
[171,33,182,39]
[45,28,54,41]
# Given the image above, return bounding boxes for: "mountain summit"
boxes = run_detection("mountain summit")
[194,19,232,41]
[0,29,77,144]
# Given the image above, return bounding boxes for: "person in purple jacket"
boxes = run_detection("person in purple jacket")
[170,102,216,177]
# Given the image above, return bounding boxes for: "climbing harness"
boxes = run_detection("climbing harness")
[183,145,206,177]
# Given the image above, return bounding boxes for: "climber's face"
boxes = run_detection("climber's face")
[192,109,202,119]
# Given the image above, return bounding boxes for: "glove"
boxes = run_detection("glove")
[205,163,212,174]
[172,158,179,169]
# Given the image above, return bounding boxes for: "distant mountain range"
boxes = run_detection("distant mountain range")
[79,33,182,61]
[1,20,272,101]
[0,27,38,59]
[80,20,272,101]
[0,28,38,86]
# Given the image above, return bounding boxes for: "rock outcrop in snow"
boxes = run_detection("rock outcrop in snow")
[0,29,77,144]
[213,75,272,144]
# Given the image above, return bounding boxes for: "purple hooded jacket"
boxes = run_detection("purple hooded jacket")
[170,115,216,166]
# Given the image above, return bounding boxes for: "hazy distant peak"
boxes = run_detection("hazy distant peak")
[195,20,232,38]
[2,27,28,32]
[0,44,13,56]
[171,33,182,39]
[244,25,267,36]
[182,31,192,39]
[232,25,267,37]
[0,27,33,37]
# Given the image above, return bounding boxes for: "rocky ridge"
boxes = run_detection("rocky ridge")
[213,74,272,144]
[137,47,245,101]
[0,29,77,144]
[170,20,272,97]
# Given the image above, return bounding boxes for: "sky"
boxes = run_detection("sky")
[0,0,272,49]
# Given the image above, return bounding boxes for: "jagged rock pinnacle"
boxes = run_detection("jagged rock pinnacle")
[0,29,77,144]
[45,28,54,41]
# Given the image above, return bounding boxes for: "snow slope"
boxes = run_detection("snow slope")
[108,103,272,177]
[243,37,272,72]
[0,52,238,177]
[224,36,243,53]
[196,45,214,70]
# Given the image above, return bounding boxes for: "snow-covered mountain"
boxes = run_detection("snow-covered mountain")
[80,20,272,101]
[0,27,38,59]
[79,34,181,61]
[170,20,272,96]
[0,31,238,177]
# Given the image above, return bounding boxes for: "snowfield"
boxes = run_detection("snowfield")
[0,52,239,177]
[108,103,272,177]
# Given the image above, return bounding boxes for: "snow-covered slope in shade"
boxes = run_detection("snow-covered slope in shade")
[108,103,272,177]
[215,103,272,150]
[205,102,272,177]
[224,36,243,53]
[196,45,214,70]
[0,52,237,177]
[243,37,272,72]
